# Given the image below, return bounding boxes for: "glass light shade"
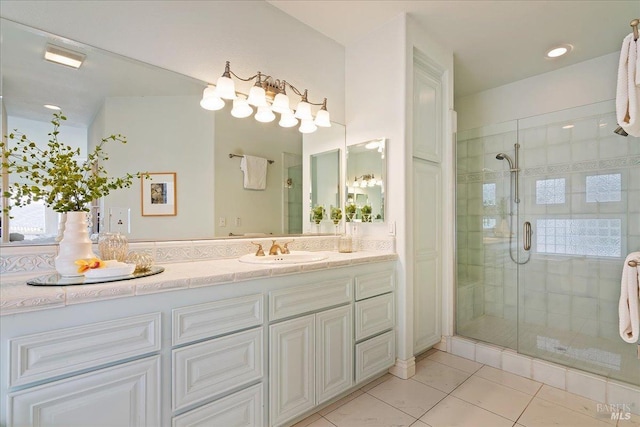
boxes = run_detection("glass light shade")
[279,110,298,128]
[271,93,290,113]
[298,119,317,134]
[255,105,275,123]
[352,181,359,188]
[314,109,331,127]
[247,85,268,107]
[294,100,312,120]
[200,86,225,110]
[214,75,236,99]
[231,97,253,118]
[368,180,376,187]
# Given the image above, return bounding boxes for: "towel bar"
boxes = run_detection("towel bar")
[229,153,274,164]
[629,259,638,267]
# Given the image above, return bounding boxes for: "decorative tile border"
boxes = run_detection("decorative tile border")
[1,235,396,277]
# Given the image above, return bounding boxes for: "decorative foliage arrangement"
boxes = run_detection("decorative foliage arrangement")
[1,112,142,213]
[330,207,342,225]
[312,205,325,224]
[361,204,372,222]
[345,203,356,221]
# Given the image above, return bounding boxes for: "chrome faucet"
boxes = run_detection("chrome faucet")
[269,240,283,255]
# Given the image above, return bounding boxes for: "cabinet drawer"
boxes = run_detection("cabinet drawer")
[355,293,394,341]
[172,294,263,346]
[269,277,351,321]
[355,331,395,383]
[9,312,161,388]
[173,328,263,412]
[354,270,394,301]
[172,383,263,427]
[8,356,160,427]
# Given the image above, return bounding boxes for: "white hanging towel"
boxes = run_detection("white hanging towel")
[616,33,640,136]
[240,155,268,190]
[619,252,640,343]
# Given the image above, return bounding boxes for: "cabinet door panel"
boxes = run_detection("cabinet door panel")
[8,356,160,427]
[269,316,315,427]
[355,331,395,384]
[172,383,263,427]
[316,306,352,404]
[172,328,263,411]
[355,294,394,341]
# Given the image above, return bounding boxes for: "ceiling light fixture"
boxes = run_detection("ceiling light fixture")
[43,104,61,110]
[44,44,85,69]
[200,61,331,133]
[545,44,572,59]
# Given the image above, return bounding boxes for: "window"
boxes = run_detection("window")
[586,173,621,203]
[536,218,621,257]
[536,178,565,205]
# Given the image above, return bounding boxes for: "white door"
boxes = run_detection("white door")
[8,356,160,427]
[315,305,352,404]
[412,51,446,353]
[269,315,315,427]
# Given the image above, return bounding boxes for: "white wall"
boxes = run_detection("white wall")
[0,1,345,124]
[96,95,215,241]
[455,52,619,131]
[214,105,302,236]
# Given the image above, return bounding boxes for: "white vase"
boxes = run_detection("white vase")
[55,211,96,276]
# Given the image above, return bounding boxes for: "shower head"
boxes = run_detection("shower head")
[496,153,515,170]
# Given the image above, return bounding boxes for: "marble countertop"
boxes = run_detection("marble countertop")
[0,250,397,316]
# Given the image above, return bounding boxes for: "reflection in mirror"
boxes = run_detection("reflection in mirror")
[346,138,386,222]
[0,19,344,244]
[310,149,340,228]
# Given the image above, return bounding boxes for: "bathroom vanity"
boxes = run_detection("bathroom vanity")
[0,242,397,427]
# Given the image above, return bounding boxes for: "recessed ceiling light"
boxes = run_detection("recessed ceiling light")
[546,44,573,58]
[44,44,85,69]
[44,104,61,110]
[562,124,574,129]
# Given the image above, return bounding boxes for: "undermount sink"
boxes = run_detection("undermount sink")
[238,251,328,264]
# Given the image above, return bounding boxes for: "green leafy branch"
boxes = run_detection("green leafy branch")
[1,112,143,213]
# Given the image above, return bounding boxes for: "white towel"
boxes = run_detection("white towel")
[240,155,268,190]
[619,252,640,343]
[616,33,640,136]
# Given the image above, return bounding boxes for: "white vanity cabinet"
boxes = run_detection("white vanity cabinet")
[6,314,162,427]
[171,294,265,425]
[353,271,396,383]
[1,255,397,427]
[268,279,353,427]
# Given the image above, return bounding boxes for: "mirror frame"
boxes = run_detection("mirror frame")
[345,138,387,224]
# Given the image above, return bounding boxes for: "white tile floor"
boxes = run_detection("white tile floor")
[292,349,640,427]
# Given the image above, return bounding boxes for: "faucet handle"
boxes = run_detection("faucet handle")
[281,241,294,254]
[251,242,265,256]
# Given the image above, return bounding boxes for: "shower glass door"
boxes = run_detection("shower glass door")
[456,100,640,386]
[516,101,639,385]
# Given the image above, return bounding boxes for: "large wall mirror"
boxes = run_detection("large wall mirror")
[310,149,340,225]
[346,138,386,222]
[0,19,344,244]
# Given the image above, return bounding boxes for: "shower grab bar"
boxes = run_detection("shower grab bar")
[523,221,532,251]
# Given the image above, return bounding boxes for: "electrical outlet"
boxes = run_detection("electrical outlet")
[235,217,241,226]
[218,217,227,227]
[109,207,130,234]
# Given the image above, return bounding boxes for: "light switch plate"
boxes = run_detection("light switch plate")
[109,207,130,234]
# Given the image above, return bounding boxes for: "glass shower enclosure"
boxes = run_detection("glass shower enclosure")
[456,100,640,386]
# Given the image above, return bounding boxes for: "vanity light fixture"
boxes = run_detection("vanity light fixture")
[545,44,572,59]
[200,61,331,133]
[352,174,379,188]
[44,44,85,69]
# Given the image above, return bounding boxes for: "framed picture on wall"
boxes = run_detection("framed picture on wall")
[141,172,177,216]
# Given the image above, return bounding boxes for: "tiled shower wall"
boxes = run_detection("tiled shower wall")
[456,100,640,386]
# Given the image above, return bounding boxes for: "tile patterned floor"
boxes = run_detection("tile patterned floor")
[292,349,640,427]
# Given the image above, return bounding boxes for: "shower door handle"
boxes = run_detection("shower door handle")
[523,221,532,251]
